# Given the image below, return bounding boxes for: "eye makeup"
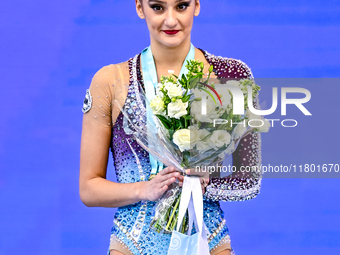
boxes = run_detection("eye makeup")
[148,0,191,12]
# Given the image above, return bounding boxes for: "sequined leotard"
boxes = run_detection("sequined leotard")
[83,49,261,255]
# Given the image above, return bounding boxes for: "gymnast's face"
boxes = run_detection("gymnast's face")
[136,0,200,48]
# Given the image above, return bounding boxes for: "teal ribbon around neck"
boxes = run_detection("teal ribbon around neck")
[141,43,196,176]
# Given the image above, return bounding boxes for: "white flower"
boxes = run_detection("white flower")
[167,83,183,99]
[198,129,210,140]
[191,98,223,123]
[156,89,164,98]
[196,141,210,152]
[173,127,199,152]
[163,82,174,91]
[167,99,188,119]
[195,129,211,152]
[173,129,190,152]
[188,125,200,146]
[150,96,165,115]
[209,130,231,149]
[215,87,232,108]
[168,70,175,74]
[192,88,208,100]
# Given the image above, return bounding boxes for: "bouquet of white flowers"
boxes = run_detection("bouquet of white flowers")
[115,59,269,234]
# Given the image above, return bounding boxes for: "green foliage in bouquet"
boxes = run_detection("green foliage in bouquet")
[154,60,215,138]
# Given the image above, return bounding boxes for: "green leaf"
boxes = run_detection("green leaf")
[174,120,180,130]
[182,95,191,102]
[179,121,184,128]
[184,115,194,120]
[156,115,172,129]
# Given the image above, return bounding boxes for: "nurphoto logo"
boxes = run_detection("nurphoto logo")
[199,85,312,128]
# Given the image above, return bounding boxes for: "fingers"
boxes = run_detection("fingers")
[200,177,210,187]
[204,177,210,186]
[162,184,168,192]
[200,177,210,194]
[160,172,180,184]
[156,167,210,190]
[158,167,177,180]
[159,166,176,176]
[156,167,178,182]
[161,176,177,187]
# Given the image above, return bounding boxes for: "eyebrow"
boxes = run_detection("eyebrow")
[148,0,188,3]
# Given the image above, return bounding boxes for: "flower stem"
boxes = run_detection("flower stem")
[166,195,181,230]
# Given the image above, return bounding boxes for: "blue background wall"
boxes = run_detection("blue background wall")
[1,0,339,254]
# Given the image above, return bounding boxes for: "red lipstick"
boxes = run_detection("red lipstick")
[163,30,180,35]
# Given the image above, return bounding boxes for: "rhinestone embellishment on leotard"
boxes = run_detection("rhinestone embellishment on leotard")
[82,89,92,113]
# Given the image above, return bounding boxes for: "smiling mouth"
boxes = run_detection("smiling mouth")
[163,30,180,35]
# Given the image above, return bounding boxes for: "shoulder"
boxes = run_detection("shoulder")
[83,58,134,126]
[90,57,134,90]
[200,49,253,79]
[92,59,131,81]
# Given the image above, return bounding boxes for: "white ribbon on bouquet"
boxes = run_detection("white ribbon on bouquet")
[171,176,210,255]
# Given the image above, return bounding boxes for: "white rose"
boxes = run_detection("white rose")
[150,96,165,115]
[209,130,231,149]
[188,125,200,147]
[173,129,190,152]
[190,101,208,122]
[163,82,174,91]
[194,128,210,152]
[167,83,183,99]
[167,99,188,119]
[191,99,222,123]
[173,127,199,152]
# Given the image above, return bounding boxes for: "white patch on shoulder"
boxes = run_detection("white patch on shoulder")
[82,89,92,113]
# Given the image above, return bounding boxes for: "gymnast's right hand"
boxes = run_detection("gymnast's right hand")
[141,166,182,202]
